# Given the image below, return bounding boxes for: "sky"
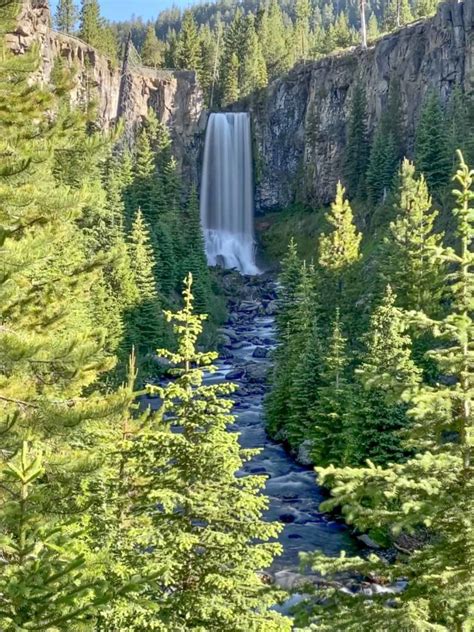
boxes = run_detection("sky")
[50,0,196,22]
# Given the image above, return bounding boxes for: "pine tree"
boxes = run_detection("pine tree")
[381,159,444,314]
[286,263,321,447]
[240,14,267,97]
[319,182,362,273]
[346,285,421,464]
[221,51,239,106]
[54,0,78,33]
[266,238,302,437]
[383,0,413,30]
[141,23,163,67]
[415,91,451,193]
[176,10,200,70]
[366,124,398,203]
[0,8,122,623]
[258,0,289,80]
[367,12,379,41]
[310,309,352,466]
[146,275,292,631]
[344,82,369,198]
[294,0,311,60]
[300,154,474,631]
[179,187,211,314]
[127,209,163,366]
[79,0,102,47]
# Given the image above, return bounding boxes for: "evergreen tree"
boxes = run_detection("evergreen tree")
[240,14,267,96]
[258,0,289,80]
[383,0,413,30]
[0,8,122,623]
[179,187,211,314]
[367,12,379,41]
[415,91,451,193]
[310,309,352,466]
[79,0,102,47]
[286,263,321,447]
[319,182,362,273]
[300,154,474,631]
[381,159,444,314]
[141,23,163,67]
[221,51,239,105]
[127,209,163,365]
[346,285,421,464]
[146,275,292,631]
[176,10,200,70]
[366,124,398,203]
[54,0,78,33]
[344,82,369,198]
[294,0,311,60]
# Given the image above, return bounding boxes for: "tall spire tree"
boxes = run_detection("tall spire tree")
[54,0,78,33]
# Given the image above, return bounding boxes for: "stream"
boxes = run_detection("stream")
[208,273,362,586]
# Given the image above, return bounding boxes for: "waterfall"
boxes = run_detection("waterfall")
[200,112,259,275]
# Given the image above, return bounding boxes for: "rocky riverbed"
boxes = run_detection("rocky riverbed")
[212,272,363,587]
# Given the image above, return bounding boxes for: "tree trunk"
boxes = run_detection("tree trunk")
[360,0,367,48]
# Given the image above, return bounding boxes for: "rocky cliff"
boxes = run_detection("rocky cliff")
[7,0,205,181]
[244,0,474,211]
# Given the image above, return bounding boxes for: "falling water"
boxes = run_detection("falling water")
[200,112,259,275]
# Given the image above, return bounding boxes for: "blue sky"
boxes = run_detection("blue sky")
[50,0,196,22]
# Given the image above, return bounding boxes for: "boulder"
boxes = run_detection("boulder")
[252,346,268,358]
[225,368,245,380]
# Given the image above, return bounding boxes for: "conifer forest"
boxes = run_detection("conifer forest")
[1,0,473,629]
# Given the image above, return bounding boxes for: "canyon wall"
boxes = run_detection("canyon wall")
[243,0,474,211]
[7,0,205,181]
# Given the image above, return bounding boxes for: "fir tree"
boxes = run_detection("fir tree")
[141,23,163,67]
[294,0,311,60]
[0,9,121,623]
[310,309,352,466]
[415,91,451,193]
[367,13,379,41]
[54,0,78,33]
[127,209,163,365]
[146,275,292,631]
[176,10,200,70]
[344,82,369,198]
[381,159,444,314]
[383,0,413,30]
[79,0,102,47]
[347,286,421,464]
[300,154,474,630]
[240,14,267,96]
[319,182,362,273]
[286,262,321,447]
[221,51,239,106]
[366,124,398,204]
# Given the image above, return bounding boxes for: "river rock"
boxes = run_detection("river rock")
[297,439,314,466]
[252,346,268,358]
[226,368,245,380]
[357,534,381,549]
[246,363,269,383]
[265,300,278,315]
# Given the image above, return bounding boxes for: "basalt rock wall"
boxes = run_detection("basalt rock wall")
[241,0,474,211]
[7,0,205,182]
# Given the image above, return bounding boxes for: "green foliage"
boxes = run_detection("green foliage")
[141,24,163,67]
[381,159,444,314]
[176,10,200,70]
[296,154,474,631]
[415,91,451,194]
[318,182,362,272]
[144,275,292,631]
[344,83,369,198]
[54,0,78,33]
[310,309,352,466]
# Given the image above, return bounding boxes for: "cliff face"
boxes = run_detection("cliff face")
[246,0,474,211]
[7,0,205,181]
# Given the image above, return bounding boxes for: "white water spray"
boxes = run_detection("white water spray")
[200,112,259,275]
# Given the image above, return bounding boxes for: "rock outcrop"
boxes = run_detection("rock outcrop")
[8,0,205,181]
[244,0,474,211]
